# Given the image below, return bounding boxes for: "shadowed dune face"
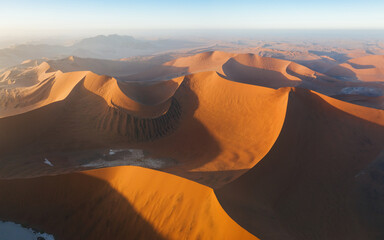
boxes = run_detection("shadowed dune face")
[295,58,338,73]
[326,55,384,82]
[308,50,351,62]
[333,94,384,109]
[0,171,165,240]
[216,88,384,240]
[222,58,302,88]
[0,166,256,240]
[115,65,189,82]
[116,77,182,105]
[354,150,384,240]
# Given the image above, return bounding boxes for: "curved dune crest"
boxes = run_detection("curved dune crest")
[221,56,303,88]
[166,51,237,74]
[216,87,384,240]
[0,166,256,240]
[311,90,384,125]
[0,62,178,119]
[0,61,55,88]
[140,71,290,186]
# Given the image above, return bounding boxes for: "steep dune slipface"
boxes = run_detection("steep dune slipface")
[326,55,384,82]
[354,150,384,240]
[0,166,256,240]
[216,88,384,240]
[139,71,290,186]
[0,63,182,178]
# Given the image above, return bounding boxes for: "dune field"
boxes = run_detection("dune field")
[0,39,384,239]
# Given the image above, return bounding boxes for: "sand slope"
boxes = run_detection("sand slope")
[0,166,256,240]
[1,51,384,239]
[333,94,384,110]
[0,67,290,188]
[165,51,328,89]
[142,71,289,186]
[326,55,384,82]
[216,88,384,240]
[116,51,384,109]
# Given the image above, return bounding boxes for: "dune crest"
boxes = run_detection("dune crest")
[216,87,384,239]
[0,62,179,119]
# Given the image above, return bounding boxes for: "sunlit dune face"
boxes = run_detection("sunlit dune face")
[0,166,256,240]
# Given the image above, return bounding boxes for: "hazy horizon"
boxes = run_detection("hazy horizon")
[1,29,384,49]
[2,0,384,48]
[1,0,383,43]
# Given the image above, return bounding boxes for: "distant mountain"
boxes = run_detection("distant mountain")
[0,35,204,70]
[74,35,149,49]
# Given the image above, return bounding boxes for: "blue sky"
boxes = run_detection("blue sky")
[1,0,384,33]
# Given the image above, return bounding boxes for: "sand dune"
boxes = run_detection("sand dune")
[1,52,383,181]
[0,68,289,188]
[0,64,175,119]
[216,88,384,239]
[167,51,317,81]
[1,50,384,239]
[117,51,339,91]
[0,61,54,88]
[326,55,384,82]
[4,51,382,102]
[165,52,383,108]
[0,166,255,240]
[144,71,289,186]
